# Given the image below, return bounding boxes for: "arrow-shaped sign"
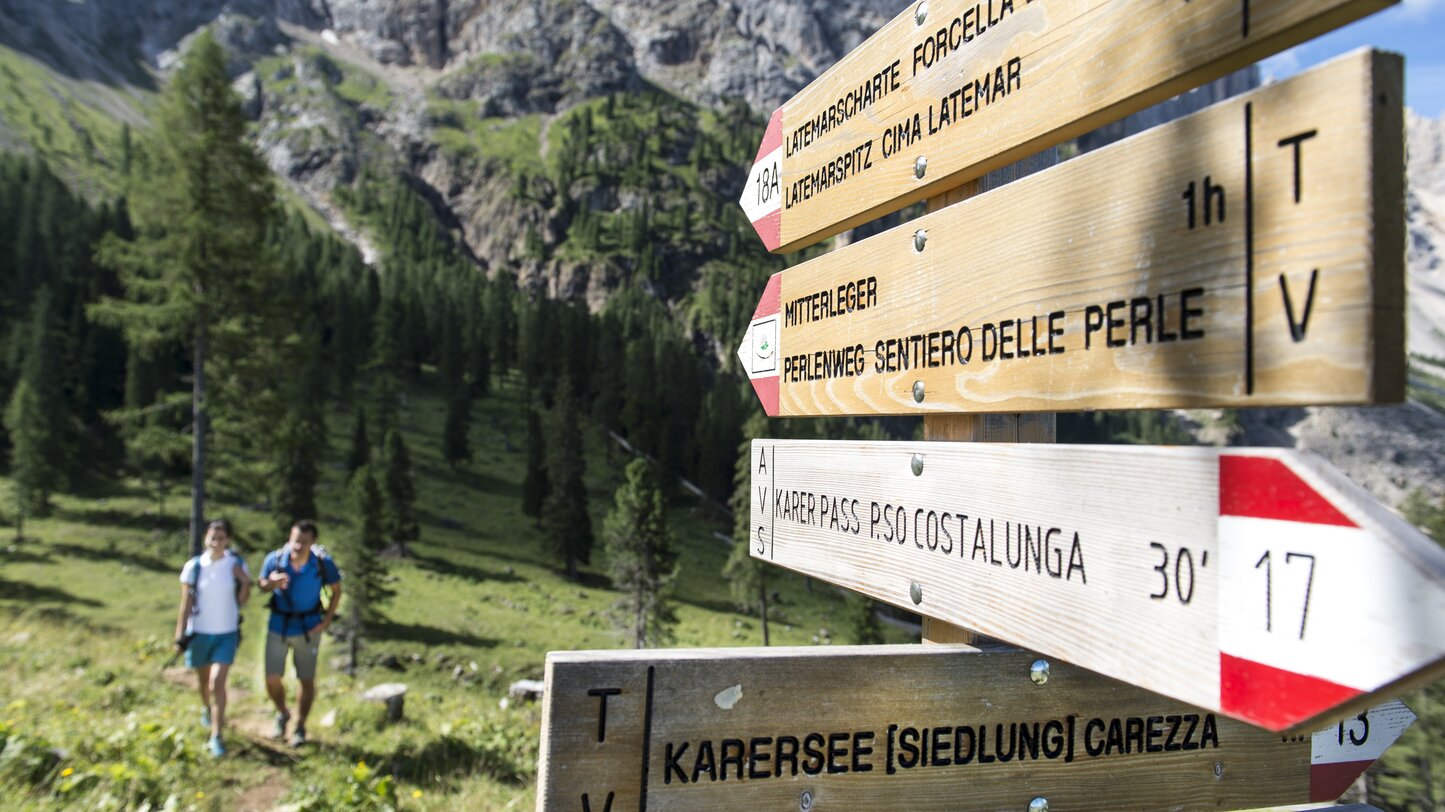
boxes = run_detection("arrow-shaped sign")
[738,50,1405,417]
[739,0,1396,253]
[538,645,1415,810]
[748,440,1445,731]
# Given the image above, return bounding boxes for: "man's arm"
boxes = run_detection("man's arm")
[324,582,342,625]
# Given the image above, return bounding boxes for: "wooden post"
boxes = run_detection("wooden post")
[921,157,1057,646]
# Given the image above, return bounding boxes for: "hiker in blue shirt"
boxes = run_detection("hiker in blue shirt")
[258,519,342,747]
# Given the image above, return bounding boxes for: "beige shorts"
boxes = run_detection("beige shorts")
[265,632,320,680]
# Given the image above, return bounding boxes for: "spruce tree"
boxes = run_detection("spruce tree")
[91,31,280,556]
[521,405,548,526]
[844,592,885,645]
[344,465,394,672]
[543,377,592,580]
[443,383,472,469]
[723,411,770,643]
[381,428,419,556]
[346,408,370,478]
[603,458,678,648]
[5,288,67,532]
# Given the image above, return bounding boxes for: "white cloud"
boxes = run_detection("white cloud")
[1259,47,1303,84]
[1399,0,1443,20]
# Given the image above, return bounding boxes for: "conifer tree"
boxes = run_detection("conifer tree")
[844,592,885,645]
[5,288,67,534]
[443,383,472,469]
[521,405,548,527]
[724,411,770,643]
[91,31,280,556]
[543,377,592,580]
[603,458,678,648]
[344,465,394,672]
[382,428,419,556]
[1371,492,1445,809]
[347,408,370,478]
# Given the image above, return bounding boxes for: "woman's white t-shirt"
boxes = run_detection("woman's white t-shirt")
[179,551,249,635]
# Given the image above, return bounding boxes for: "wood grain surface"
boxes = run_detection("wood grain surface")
[747,439,1445,731]
[737,50,1405,417]
[537,645,1412,810]
[742,0,1397,252]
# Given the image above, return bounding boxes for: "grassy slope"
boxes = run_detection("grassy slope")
[0,45,148,199]
[0,370,902,810]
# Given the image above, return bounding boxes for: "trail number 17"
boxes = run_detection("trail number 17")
[1254,550,1316,639]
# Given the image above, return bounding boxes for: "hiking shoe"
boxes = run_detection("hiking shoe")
[288,725,306,748]
[208,735,226,757]
[271,711,290,741]
[200,707,211,729]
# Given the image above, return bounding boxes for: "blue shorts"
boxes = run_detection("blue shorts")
[186,632,239,668]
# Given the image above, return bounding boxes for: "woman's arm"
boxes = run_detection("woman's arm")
[235,563,252,606]
[174,583,194,648]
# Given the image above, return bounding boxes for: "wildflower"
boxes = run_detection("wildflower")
[60,768,74,777]
[195,791,205,799]
[412,789,423,799]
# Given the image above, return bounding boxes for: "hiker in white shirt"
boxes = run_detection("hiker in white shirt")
[174,519,251,757]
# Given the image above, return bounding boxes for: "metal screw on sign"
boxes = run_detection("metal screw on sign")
[1214,762,1224,778]
[912,380,926,403]
[1029,798,1050,812]
[914,156,928,179]
[911,453,925,476]
[800,790,815,811]
[1030,660,1050,685]
[913,229,927,252]
[914,1,928,25]
[910,582,923,605]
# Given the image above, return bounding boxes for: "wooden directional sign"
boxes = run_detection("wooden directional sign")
[747,440,1445,732]
[739,0,1397,253]
[537,645,1414,811]
[737,50,1405,417]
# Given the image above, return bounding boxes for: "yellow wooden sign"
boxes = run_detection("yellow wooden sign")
[737,50,1403,417]
[738,0,1397,253]
[537,645,1414,811]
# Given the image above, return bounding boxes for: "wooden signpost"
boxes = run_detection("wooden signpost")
[747,439,1445,732]
[537,645,1414,810]
[738,50,1405,417]
[739,0,1397,253]
[537,1,1428,809]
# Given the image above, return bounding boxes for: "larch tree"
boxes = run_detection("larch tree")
[91,31,281,556]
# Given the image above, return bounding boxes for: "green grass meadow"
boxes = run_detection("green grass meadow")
[0,371,899,810]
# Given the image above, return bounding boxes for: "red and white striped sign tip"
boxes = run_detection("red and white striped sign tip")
[735,272,782,416]
[748,441,1445,731]
[738,109,784,253]
[1215,454,1442,731]
[1309,700,1415,803]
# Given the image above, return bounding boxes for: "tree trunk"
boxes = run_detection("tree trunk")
[348,600,360,675]
[190,322,207,557]
[758,577,770,647]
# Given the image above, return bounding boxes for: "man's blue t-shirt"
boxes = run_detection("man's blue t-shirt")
[261,546,341,636]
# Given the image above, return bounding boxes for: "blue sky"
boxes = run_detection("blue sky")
[1259,0,1445,117]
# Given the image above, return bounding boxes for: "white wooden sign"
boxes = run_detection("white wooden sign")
[750,439,1445,731]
